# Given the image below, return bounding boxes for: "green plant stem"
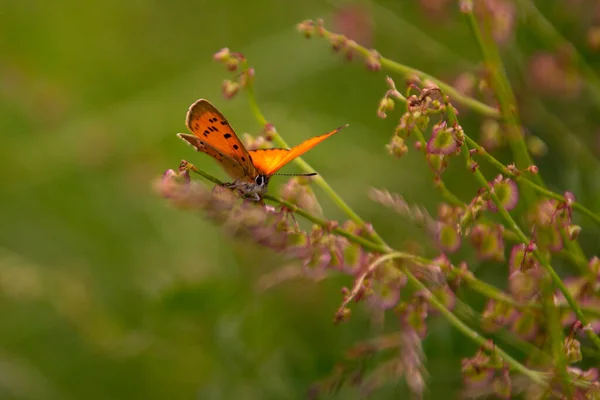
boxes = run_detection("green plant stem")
[463,7,544,199]
[309,24,499,118]
[541,276,572,397]
[241,62,389,248]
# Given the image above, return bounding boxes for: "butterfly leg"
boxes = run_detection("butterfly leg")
[249,192,262,202]
[224,180,249,190]
[253,194,266,207]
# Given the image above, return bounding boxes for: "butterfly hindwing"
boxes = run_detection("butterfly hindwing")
[177,133,247,180]
[185,99,257,178]
[249,124,348,176]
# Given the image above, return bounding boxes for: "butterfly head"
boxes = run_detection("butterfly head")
[247,174,270,196]
[227,174,270,199]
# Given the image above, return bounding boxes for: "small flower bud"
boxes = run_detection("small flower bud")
[527,136,548,157]
[526,242,537,253]
[297,20,315,38]
[386,76,397,90]
[589,256,600,276]
[213,47,231,62]
[334,307,351,324]
[222,80,240,99]
[377,97,395,119]
[505,163,518,175]
[567,224,581,240]
[264,123,277,141]
[386,136,408,158]
[365,50,382,71]
[480,119,502,151]
[315,18,326,37]
[237,68,254,89]
[588,26,600,50]
[563,191,576,205]
[459,0,473,13]
[225,59,239,72]
[565,338,582,364]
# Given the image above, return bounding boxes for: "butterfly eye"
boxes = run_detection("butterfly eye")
[255,174,268,187]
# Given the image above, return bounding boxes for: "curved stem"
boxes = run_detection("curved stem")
[335,252,410,322]
[463,6,544,201]
[307,24,500,118]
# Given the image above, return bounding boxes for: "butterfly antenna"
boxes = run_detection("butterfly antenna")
[274,172,318,177]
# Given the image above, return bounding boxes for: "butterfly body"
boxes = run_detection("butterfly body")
[224,174,269,200]
[178,99,346,199]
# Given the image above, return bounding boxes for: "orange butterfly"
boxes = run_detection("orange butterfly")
[178,99,347,200]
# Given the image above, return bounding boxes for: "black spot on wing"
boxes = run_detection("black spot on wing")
[233,144,239,150]
[220,120,227,125]
[224,133,232,139]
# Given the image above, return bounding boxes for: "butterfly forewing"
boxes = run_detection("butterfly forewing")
[249,124,348,176]
[185,99,258,179]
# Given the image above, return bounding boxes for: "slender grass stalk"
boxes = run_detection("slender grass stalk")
[303,23,500,118]
[463,7,544,193]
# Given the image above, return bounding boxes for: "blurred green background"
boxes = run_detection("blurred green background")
[2,1,600,399]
